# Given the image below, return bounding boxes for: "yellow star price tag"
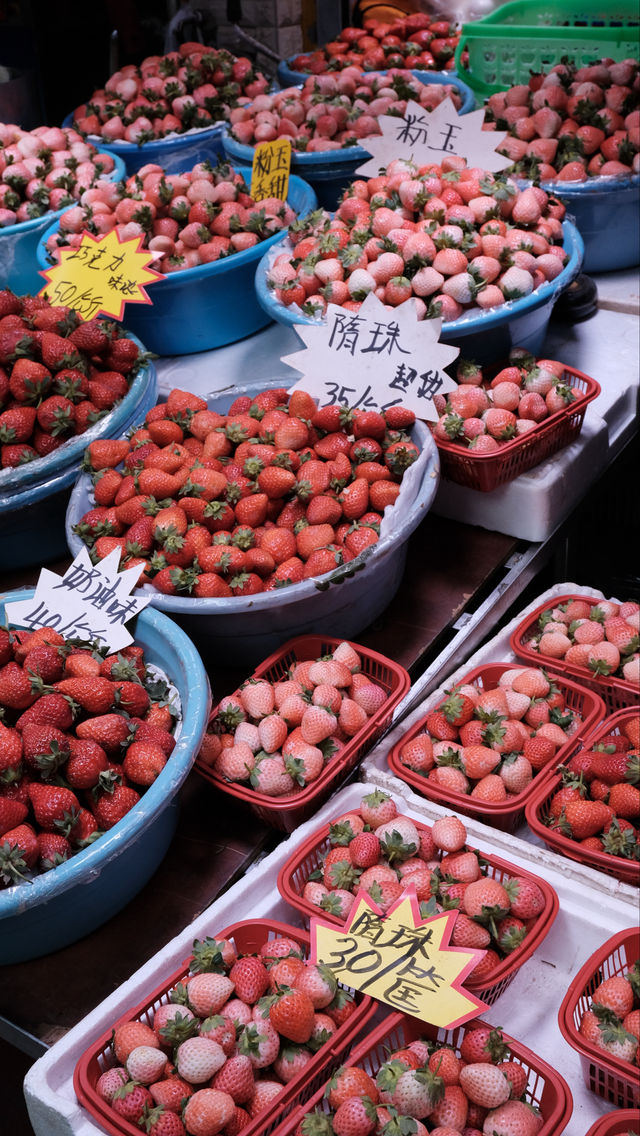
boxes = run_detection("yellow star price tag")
[250,138,291,203]
[311,886,487,1029]
[39,229,164,323]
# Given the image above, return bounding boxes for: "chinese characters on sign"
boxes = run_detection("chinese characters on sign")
[355,98,511,178]
[5,548,152,653]
[312,888,487,1029]
[38,229,164,323]
[250,138,291,203]
[281,292,459,421]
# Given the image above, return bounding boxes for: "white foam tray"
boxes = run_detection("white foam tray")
[25,777,637,1136]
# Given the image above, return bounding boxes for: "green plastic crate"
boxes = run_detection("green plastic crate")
[454,0,640,99]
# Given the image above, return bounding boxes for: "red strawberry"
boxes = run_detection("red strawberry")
[0,798,28,836]
[28,782,80,834]
[36,831,72,870]
[91,784,140,828]
[0,822,38,884]
[229,956,270,1004]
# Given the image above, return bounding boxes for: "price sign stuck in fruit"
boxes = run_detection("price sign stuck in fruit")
[356,97,511,177]
[281,291,459,420]
[38,229,164,323]
[5,548,152,652]
[250,138,291,203]
[312,886,487,1029]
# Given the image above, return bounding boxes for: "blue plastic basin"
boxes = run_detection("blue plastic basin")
[223,71,475,210]
[0,150,125,296]
[66,377,440,665]
[38,173,317,356]
[0,590,211,964]
[254,220,584,365]
[544,174,640,274]
[62,112,225,176]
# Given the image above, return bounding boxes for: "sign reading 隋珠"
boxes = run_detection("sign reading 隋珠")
[39,228,164,323]
[5,548,152,653]
[250,138,291,203]
[311,886,487,1029]
[281,291,459,421]
[355,97,511,178]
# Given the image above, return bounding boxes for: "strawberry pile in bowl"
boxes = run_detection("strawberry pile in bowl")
[486,57,640,272]
[0,122,124,294]
[0,597,211,964]
[197,637,409,832]
[559,927,640,1108]
[430,349,600,492]
[65,378,439,664]
[271,1012,571,1136]
[387,661,605,832]
[510,592,640,711]
[277,790,559,1005]
[254,157,584,364]
[525,708,640,886]
[68,43,268,175]
[278,14,462,85]
[73,918,377,1136]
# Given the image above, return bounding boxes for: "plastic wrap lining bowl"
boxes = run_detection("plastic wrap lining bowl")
[65,377,440,666]
[0,149,126,295]
[223,71,476,210]
[255,219,584,365]
[61,112,225,175]
[37,173,318,356]
[0,589,211,965]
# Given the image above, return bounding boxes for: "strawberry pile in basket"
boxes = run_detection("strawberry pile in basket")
[42,161,297,276]
[289,14,461,75]
[521,595,640,685]
[0,124,117,225]
[577,957,640,1068]
[0,625,179,886]
[73,386,420,597]
[266,158,568,322]
[0,291,146,469]
[486,58,640,181]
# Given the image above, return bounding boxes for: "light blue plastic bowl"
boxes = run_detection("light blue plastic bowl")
[61,112,225,176]
[544,174,640,274]
[66,377,440,665]
[0,150,126,296]
[254,219,584,365]
[223,71,475,210]
[38,173,318,356]
[0,589,211,964]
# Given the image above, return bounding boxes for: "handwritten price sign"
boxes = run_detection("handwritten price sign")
[250,138,291,203]
[39,229,164,322]
[312,887,487,1029]
[282,291,459,421]
[356,97,511,177]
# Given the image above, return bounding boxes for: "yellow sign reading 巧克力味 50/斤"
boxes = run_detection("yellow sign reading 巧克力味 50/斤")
[39,229,164,322]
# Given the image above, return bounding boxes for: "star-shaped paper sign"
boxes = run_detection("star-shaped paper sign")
[39,228,164,323]
[281,291,459,422]
[311,885,487,1029]
[5,547,152,653]
[355,97,511,177]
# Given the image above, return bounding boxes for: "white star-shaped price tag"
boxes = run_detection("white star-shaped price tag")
[281,292,459,421]
[356,98,511,177]
[5,548,152,653]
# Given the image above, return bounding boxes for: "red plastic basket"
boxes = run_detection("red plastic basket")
[585,1111,640,1136]
[271,1011,573,1136]
[525,708,640,886]
[434,365,600,493]
[387,661,606,832]
[558,928,640,1109]
[73,918,377,1136]
[510,593,640,712]
[194,635,410,832]
[277,807,559,1006]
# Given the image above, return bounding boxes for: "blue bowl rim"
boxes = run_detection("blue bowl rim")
[0,590,210,917]
[62,111,226,152]
[539,171,640,197]
[254,218,584,334]
[35,171,318,283]
[277,56,461,85]
[0,149,126,238]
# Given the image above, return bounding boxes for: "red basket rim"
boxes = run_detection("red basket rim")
[433,365,600,463]
[277,806,559,994]
[558,927,640,1089]
[73,917,376,1136]
[584,1109,640,1136]
[387,660,606,817]
[509,593,640,698]
[194,634,410,813]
